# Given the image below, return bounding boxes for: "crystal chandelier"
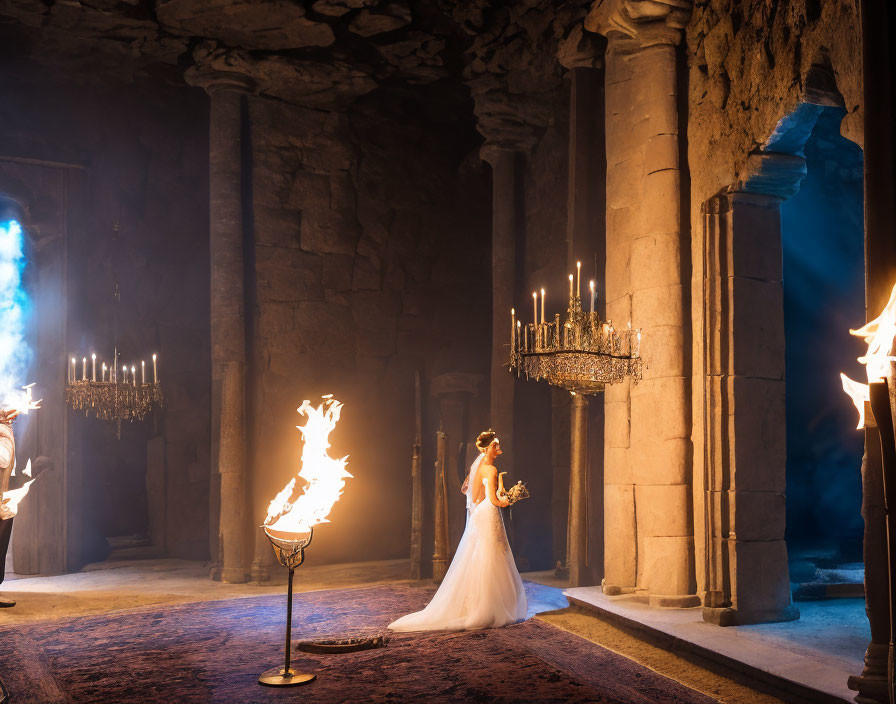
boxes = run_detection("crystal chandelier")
[64,222,162,427]
[509,262,641,393]
[65,349,161,422]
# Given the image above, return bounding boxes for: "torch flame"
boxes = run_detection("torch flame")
[263,396,351,535]
[841,283,896,428]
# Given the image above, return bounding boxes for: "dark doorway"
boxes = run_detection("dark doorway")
[781,106,865,593]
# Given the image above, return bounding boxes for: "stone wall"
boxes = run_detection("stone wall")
[246,87,492,568]
[0,57,211,567]
[686,0,863,203]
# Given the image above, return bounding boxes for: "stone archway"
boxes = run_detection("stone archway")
[696,70,861,625]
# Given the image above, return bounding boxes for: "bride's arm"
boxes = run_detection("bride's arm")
[485,467,510,508]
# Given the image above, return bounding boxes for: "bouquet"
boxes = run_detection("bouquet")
[498,472,530,506]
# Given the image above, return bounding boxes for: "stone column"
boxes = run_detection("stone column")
[568,393,590,586]
[186,69,255,583]
[699,187,798,625]
[481,147,523,476]
[558,26,606,587]
[432,373,484,553]
[586,0,699,606]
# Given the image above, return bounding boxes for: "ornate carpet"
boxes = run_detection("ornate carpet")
[0,582,716,704]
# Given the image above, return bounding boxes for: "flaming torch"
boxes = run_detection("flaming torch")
[258,395,351,688]
[841,283,896,703]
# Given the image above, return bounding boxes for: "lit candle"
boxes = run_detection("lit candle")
[91,353,96,382]
[122,366,127,384]
[540,288,545,325]
[153,354,158,384]
[82,357,87,381]
[142,360,146,384]
[532,292,537,326]
[590,280,595,313]
[131,365,136,387]
[102,362,107,382]
[516,320,521,355]
[568,274,573,299]
[576,261,581,298]
[510,308,515,353]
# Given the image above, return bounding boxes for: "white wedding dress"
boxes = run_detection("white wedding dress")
[389,454,527,632]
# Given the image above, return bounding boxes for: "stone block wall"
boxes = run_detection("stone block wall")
[245,90,492,568]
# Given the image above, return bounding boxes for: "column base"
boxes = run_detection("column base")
[703,603,799,626]
[219,567,249,584]
[847,642,892,704]
[649,593,701,608]
[249,559,270,585]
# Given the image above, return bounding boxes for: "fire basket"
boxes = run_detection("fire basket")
[257,525,315,688]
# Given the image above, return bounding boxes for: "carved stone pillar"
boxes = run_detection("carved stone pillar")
[558,26,606,587]
[481,147,523,479]
[699,189,798,625]
[431,373,484,556]
[186,69,255,583]
[586,0,699,607]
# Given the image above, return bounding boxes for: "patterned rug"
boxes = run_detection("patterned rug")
[0,582,716,704]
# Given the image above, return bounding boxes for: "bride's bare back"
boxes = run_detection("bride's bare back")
[472,461,509,508]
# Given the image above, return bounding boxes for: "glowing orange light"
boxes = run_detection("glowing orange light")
[263,396,351,535]
[841,283,896,428]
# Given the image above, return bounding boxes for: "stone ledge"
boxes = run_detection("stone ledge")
[565,586,860,704]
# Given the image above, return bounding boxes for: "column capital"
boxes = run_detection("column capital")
[558,25,604,70]
[469,79,552,157]
[479,143,518,167]
[585,0,692,50]
[184,43,257,96]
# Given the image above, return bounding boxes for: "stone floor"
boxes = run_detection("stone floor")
[566,586,868,704]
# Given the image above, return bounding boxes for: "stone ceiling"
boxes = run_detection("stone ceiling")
[0,0,594,142]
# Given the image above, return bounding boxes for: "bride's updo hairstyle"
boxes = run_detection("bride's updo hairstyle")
[475,429,498,453]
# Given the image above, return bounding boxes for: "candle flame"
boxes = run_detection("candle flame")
[841,282,896,428]
[263,396,351,535]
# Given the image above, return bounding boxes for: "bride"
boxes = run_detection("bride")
[389,430,527,632]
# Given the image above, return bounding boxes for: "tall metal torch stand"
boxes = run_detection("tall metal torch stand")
[258,526,316,688]
[868,382,896,704]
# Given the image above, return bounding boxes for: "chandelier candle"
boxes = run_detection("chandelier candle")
[576,261,581,298]
[510,308,515,354]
